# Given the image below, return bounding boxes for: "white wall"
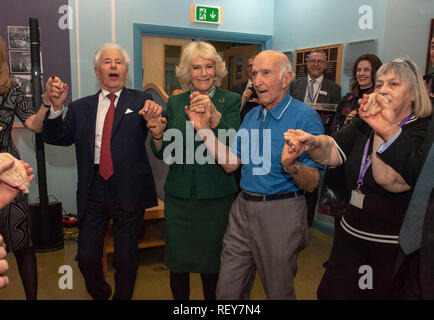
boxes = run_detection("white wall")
[382,0,434,72]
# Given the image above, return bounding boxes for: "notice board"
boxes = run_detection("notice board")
[294,43,343,84]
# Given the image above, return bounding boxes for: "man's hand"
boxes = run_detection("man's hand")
[138,100,167,138]
[45,76,69,110]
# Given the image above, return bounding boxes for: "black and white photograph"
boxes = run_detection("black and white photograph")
[7,25,30,50]
[10,74,33,97]
[8,50,43,73]
[9,50,30,73]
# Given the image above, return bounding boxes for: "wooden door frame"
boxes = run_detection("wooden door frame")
[133,23,272,90]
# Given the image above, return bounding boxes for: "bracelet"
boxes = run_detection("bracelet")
[152,134,163,141]
[42,101,51,108]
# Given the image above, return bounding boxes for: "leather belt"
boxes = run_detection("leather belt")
[241,190,304,202]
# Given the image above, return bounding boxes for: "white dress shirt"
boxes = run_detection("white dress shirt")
[48,88,122,164]
[304,75,324,103]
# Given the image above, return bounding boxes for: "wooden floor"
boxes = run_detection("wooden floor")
[0,227,333,300]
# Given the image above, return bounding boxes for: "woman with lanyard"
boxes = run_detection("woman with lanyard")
[143,41,241,300]
[282,56,431,299]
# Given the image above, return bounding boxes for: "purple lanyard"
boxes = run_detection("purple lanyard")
[357,113,413,188]
[307,80,323,103]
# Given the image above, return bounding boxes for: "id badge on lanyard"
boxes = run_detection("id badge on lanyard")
[350,114,413,210]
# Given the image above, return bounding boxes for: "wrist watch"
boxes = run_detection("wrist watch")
[287,160,301,174]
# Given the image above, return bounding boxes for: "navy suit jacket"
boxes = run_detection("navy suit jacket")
[42,87,158,219]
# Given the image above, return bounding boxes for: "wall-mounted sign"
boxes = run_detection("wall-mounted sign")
[190,4,222,25]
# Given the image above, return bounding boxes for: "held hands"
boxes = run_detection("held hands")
[187,92,221,128]
[185,92,212,132]
[281,129,317,170]
[138,100,167,139]
[44,76,69,110]
[358,93,400,141]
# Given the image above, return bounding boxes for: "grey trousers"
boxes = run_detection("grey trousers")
[216,192,309,300]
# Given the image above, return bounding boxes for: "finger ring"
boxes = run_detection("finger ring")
[199,105,204,108]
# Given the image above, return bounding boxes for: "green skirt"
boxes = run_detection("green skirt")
[164,193,236,273]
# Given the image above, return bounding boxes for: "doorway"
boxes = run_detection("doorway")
[141,35,259,95]
[133,23,272,91]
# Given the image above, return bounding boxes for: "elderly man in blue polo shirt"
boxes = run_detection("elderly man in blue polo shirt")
[186,50,324,300]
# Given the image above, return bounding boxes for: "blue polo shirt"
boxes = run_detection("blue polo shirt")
[230,93,324,194]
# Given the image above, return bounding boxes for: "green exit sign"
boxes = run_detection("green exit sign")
[191,4,222,25]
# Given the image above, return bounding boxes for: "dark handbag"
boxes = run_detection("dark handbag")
[318,165,349,218]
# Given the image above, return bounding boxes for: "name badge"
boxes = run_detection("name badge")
[319,90,328,96]
[350,190,365,209]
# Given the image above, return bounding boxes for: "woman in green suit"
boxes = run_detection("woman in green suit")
[142,41,241,300]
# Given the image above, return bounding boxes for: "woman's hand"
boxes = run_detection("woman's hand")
[138,100,167,139]
[45,76,69,110]
[359,93,401,141]
[185,103,211,132]
[189,92,220,127]
[344,110,357,126]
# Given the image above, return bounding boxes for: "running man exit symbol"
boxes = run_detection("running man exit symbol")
[191,4,222,25]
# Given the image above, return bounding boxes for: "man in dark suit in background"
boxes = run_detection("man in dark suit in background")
[231,55,259,121]
[289,49,341,226]
[43,43,159,300]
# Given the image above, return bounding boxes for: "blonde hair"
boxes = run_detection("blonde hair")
[0,36,11,95]
[176,41,227,91]
[376,56,432,118]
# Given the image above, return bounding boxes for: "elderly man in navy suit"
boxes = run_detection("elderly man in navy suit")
[43,43,162,300]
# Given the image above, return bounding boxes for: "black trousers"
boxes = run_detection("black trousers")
[317,221,402,300]
[77,170,144,300]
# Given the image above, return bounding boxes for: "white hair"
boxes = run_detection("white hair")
[93,43,130,68]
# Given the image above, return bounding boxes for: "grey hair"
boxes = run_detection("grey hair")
[93,43,130,68]
[279,59,292,80]
[308,49,327,61]
[376,56,431,118]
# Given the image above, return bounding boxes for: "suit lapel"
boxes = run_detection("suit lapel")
[300,78,307,100]
[87,92,100,163]
[112,87,132,135]
[317,80,330,103]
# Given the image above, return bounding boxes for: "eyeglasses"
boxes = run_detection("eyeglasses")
[308,59,326,65]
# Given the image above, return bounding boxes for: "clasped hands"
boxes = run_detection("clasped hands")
[358,92,401,141]
[43,76,69,111]
[139,100,167,139]
[185,91,220,132]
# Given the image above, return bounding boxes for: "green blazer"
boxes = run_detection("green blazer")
[151,87,241,200]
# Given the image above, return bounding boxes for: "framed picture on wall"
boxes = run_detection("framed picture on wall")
[425,18,434,75]
[9,51,31,73]
[7,26,30,50]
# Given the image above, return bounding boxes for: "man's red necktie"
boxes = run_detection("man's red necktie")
[99,93,116,180]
